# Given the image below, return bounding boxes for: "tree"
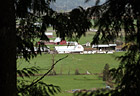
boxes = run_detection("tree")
[0,0,16,96]
[103,64,109,81]
[74,0,140,95]
[91,0,140,95]
[0,0,55,95]
[0,0,91,96]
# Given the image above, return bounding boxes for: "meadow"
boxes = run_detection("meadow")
[17,52,123,74]
[17,52,124,96]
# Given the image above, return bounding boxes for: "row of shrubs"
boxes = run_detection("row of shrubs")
[49,64,114,88]
[49,69,87,75]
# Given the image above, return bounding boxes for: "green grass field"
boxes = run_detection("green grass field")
[22,74,104,96]
[17,52,123,74]
[17,52,124,96]
[40,75,105,96]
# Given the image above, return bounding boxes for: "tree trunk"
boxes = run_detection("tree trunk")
[0,0,17,96]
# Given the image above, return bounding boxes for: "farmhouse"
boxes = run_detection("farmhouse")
[55,45,84,54]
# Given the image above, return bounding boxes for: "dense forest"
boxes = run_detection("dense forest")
[50,0,105,11]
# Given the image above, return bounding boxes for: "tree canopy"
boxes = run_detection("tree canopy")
[1,0,91,96]
[74,0,140,95]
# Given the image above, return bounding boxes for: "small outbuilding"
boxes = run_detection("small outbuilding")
[92,44,117,50]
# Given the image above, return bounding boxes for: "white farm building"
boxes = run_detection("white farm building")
[92,44,117,50]
[55,45,84,54]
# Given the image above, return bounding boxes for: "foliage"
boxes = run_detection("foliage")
[17,67,39,78]
[16,0,92,60]
[17,67,61,96]
[74,88,110,96]
[75,69,80,75]
[18,80,61,96]
[42,6,92,40]
[103,64,109,81]
[15,0,59,95]
[17,55,68,95]
[15,0,91,94]
[2,0,92,95]
[74,0,140,95]
[16,0,54,61]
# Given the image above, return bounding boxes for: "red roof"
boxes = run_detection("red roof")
[59,40,67,45]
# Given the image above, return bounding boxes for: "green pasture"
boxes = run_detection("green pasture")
[17,52,124,96]
[17,52,123,75]
[27,75,105,96]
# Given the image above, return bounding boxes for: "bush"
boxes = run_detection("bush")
[103,64,110,81]
[75,69,80,75]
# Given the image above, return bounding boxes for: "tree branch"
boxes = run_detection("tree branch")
[18,55,68,93]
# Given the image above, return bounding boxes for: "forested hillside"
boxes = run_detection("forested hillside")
[50,0,105,11]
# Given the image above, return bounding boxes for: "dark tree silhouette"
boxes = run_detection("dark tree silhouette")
[0,0,56,95]
[74,0,140,95]
[103,64,109,81]
[0,0,91,95]
[0,0,16,96]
